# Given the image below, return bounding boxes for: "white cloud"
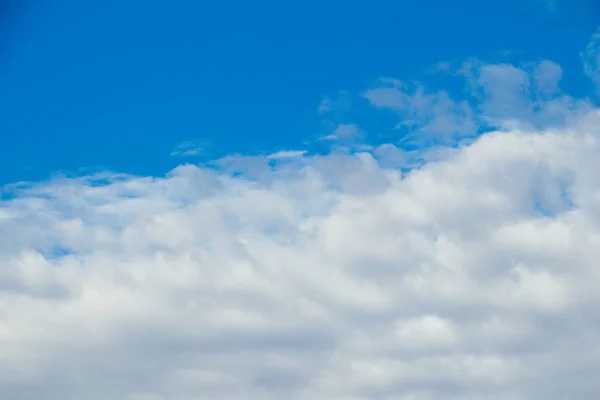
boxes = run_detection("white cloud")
[393,315,457,349]
[364,79,477,143]
[267,150,307,160]
[4,114,600,398]
[462,59,590,130]
[366,60,591,145]
[5,56,600,399]
[321,123,362,142]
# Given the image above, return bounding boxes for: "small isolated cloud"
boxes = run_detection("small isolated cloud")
[427,61,452,74]
[318,97,332,113]
[267,150,307,159]
[321,123,362,142]
[318,90,351,115]
[170,140,204,157]
[582,30,600,90]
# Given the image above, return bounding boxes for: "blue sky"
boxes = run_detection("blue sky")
[1,0,599,185]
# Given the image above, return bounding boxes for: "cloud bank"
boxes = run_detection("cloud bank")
[3,45,600,399]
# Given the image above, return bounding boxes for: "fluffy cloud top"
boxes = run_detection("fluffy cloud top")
[364,79,476,142]
[3,54,600,399]
[365,60,591,148]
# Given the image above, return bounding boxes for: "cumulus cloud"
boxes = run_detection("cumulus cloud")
[364,79,477,143]
[462,59,590,129]
[4,113,600,399]
[4,54,600,399]
[366,59,591,147]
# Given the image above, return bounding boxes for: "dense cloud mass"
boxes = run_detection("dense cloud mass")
[3,54,600,399]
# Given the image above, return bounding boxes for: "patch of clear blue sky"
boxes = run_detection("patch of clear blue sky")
[0,0,598,185]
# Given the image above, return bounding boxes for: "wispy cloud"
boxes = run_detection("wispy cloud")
[318,90,352,115]
[426,61,452,74]
[364,58,590,148]
[582,30,600,90]
[320,123,362,142]
[266,150,307,159]
[170,140,205,157]
[364,80,477,143]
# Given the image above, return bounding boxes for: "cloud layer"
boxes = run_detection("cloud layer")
[3,50,600,399]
